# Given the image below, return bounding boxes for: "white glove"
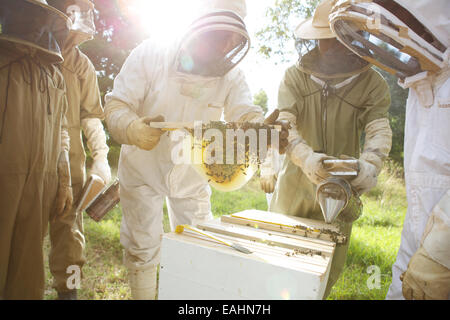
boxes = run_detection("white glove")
[279,110,334,185]
[350,159,378,195]
[90,159,112,185]
[260,147,281,194]
[55,150,73,218]
[126,115,165,151]
[81,118,112,185]
[290,143,335,185]
[349,118,392,195]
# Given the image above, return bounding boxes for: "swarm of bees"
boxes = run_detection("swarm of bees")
[285,248,324,258]
[187,121,276,191]
[293,224,345,244]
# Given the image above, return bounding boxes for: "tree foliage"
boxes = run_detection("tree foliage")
[376,68,408,164]
[253,89,269,115]
[81,0,146,101]
[80,1,148,167]
[256,0,319,61]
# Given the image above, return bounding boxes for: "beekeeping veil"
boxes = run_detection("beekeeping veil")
[294,0,370,79]
[0,0,71,63]
[176,0,250,78]
[329,0,449,80]
[48,0,95,46]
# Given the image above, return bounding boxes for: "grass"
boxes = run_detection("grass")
[43,161,406,300]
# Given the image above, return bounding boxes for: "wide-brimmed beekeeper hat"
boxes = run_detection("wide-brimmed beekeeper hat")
[0,0,72,63]
[295,0,335,40]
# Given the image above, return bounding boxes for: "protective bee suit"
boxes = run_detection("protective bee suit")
[329,0,450,300]
[105,0,264,300]
[0,0,72,299]
[260,148,285,205]
[47,0,110,300]
[268,0,392,298]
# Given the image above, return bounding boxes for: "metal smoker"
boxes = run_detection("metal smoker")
[317,159,359,224]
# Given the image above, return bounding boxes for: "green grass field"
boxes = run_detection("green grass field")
[43,162,406,300]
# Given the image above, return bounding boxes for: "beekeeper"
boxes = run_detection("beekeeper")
[0,0,72,299]
[105,0,288,300]
[329,0,450,300]
[267,0,392,298]
[46,0,111,300]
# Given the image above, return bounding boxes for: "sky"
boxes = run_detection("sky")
[240,0,297,112]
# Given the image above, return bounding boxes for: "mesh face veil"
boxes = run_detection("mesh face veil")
[329,0,448,80]
[48,0,95,37]
[295,37,370,79]
[176,10,250,78]
[0,0,71,63]
[293,0,370,79]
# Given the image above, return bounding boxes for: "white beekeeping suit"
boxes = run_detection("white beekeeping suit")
[104,0,264,300]
[330,0,450,299]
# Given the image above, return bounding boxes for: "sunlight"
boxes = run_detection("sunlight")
[119,0,202,44]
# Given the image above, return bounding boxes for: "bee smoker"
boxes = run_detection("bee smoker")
[317,159,359,224]
[85,179,120,222]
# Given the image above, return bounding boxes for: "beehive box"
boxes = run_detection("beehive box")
[158,210,346,300]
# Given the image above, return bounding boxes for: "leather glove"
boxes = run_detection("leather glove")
[90,159,112,185]
[290,142,335,185]
[350,118,392,195]
[55,150,73,217]
[260,174,277,194]
[350,159,378,195]
[401,247,450,300]
[401,194,450,300]
[126,115,165,150]
[263,109,290,155]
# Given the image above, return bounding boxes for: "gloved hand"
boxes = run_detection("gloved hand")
[350,118,392,195]
[263,109,290,155]
[260,174,277,194]
[401,247,450,300]
[126,115,165,151]
[55,150,73,217]
[401,196,450,300]
[90,158,112,185]
[290,142,335,185]
[81,118,112,185]
[350,159,378,195]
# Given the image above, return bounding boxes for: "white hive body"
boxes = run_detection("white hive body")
[159,210,344,300]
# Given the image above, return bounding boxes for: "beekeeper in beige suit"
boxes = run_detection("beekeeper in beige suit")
[0,0,72,299]
[47,0,111,300]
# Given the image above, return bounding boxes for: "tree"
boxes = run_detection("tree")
[253,89,269,115]
[256,0,319,61]
[80,1,149,168]
[82,0,147,100]
[376,68,408,164]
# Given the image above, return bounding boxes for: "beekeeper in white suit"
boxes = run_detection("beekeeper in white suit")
[330,0,450,299]
[105,0,273,300]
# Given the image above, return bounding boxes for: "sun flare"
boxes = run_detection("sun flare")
[119,0,202,44]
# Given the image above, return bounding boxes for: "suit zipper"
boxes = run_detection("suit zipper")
[321,86,329,153]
